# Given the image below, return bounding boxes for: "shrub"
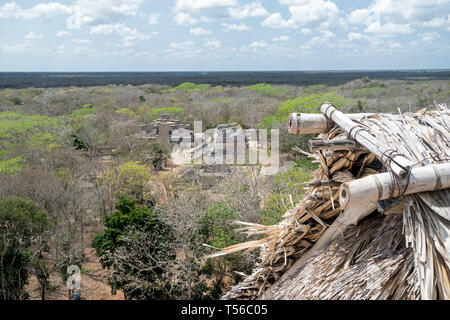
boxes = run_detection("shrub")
[116,108,135,118]
[13,97,22,105]
[200,203,250,299]
[247,83,289,97]
[0,152,22,174]
[97,161,152,204]
[168,82,210,93]
[262,166,313,225]
[259,93,350,128]
[71,106,98,117]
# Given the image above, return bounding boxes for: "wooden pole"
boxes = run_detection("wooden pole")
[309,138,366,152]
[339,162,450,208]
[320,103,412,177]
[287,112,374,135]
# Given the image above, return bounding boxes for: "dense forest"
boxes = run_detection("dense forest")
[0,77,449,299]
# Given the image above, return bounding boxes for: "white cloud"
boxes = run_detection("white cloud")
[387,40,402,49]
[67,0,143,29]
[1,41,32,54]
[167,40,195,49]
[420,32,441,42]
[301,28,312,34]
[347,0,450,37]
[174,12,197,26]
[189,28,212,36]
[56,30,72,37]
[248,40,268,48]
[90,23,156,47]
[368,0,449,22]
[321,30,335,38]
[264,0,343,30]
[261,13,296,29]
[272,35,290,42]
[165,40,202,57]
[0,1,147,31]
[174,0,238,12]
[73,45,94,55]
[25,32,43,40]
[204,39,222,49]
[221,23,249,32]
[347,9,370,25]
[239,40,292,55]
[288,0,342,28]
[365,22,413,35]
[199,16,212,23]
[148,13,160,25]
[348,32,363,41]
[72,38,91,44]
[227,1,268,19]
[0,1,72,20]
[135,51,155,57]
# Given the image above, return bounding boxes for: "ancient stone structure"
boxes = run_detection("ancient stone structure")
[140,114,191,143]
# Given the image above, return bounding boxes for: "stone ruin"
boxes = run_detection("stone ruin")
[140,114,192,144]
[191,123,260,164]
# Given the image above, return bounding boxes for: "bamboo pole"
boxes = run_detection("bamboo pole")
[320,103,412,177]
[339,162,450,208]
[309,138,366,152]
[287,112,374,135]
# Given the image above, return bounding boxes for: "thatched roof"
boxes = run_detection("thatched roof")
[271,214,419,300]
[214,104,450,300]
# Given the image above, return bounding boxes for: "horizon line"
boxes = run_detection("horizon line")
[1,68,450,73]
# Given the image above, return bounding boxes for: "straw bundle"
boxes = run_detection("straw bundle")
[271,215,420,300]
[218,104,449,300]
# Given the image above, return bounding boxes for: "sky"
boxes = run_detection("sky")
[0,0,449,71]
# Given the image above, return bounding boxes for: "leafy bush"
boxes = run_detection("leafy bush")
[200,203,250,299]
[116,108,135,118]
[97,161,152,203]
[149,107,184,119]
[148,142,168,171]
[71,105,98,117]
[0,111,59,146]
[262,166,313,225]
[168,82,210,93]
[200,203,243,249]
[13,97,22,105]
[92,197,158,265]
[0,151,22,174]
[259,93,350,128]
[247,83,289,96]
[352,87,386,98]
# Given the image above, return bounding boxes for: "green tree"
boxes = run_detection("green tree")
[148,142,168,171]
[262,164,314,225]
[92,198,175,299]
[0,197,50,300]
[97,161,152,211]
[200,203,251,299]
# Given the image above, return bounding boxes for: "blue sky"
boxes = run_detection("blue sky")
[0,0,449,71]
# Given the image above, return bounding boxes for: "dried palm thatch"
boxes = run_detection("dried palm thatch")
[214,103,449,300]
[271,214,420,300]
